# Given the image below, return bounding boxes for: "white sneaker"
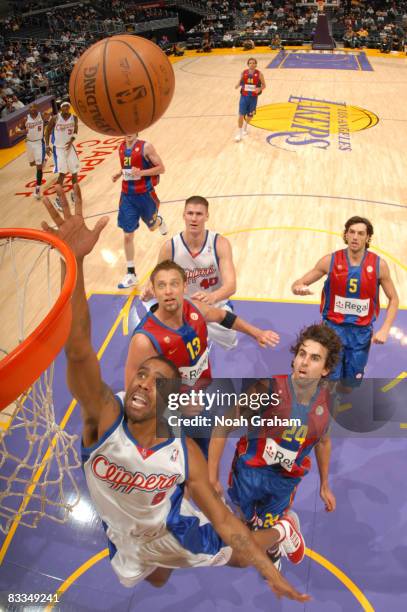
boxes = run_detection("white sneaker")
[70,191,76,203]
[118,273,138,289]
[34,186,41,200]
[235,133,242,142]
[158,215,168,236]
[54,196,63,212]
[274,510,305,565]
[243,130,248,137]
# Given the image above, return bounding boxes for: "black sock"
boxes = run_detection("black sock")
[127,266,135,274]
[36,169,42,185]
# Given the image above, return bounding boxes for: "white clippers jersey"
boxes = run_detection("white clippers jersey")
[82,394,187,540]
[51,113,75,148]
[172,231,226,307]
[25,113,44,141]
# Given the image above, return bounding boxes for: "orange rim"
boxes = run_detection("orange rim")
[0,228,77,410]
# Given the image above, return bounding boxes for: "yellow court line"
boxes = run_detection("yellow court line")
[223,226,407,273]
[306,547,374,611]
[0,291,134,566]
[380,371,407,393]
[279,52,290,69]
[45,545,374,611]
[337,402,353,413]
[45,549,109,611]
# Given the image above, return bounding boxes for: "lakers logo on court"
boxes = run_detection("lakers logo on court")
[250,95,379,152]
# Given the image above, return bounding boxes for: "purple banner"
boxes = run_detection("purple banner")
[0,96,56,149]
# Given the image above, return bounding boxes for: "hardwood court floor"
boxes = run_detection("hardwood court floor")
[1,50,406,307]
[1,49,407,612]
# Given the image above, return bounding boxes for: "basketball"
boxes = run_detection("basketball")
[69,34,175,136]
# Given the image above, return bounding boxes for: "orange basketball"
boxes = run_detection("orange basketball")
[69,35,175,136]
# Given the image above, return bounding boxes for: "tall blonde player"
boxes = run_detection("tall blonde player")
[142,196,237,349]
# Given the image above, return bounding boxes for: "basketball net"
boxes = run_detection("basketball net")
[0,231,80,534]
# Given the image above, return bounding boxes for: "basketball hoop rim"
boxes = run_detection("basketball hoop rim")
[0,228,77,410]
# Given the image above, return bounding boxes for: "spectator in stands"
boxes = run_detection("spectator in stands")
[357,27,369,47]
[1,98,15,118]
[11,94,24,110]
[380,34,392,53]
[242,38,255,50]
[199,33,213,52]
[270,33,281,50]
[158,34,169,49]
[178,22,186,41]
[223,32,234,47]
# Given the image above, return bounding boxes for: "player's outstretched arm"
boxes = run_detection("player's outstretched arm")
[196,302,280,348]
[291,254,331,295]
[314,433,336,512]
[186,439,311,602]
[372,259,399,344]
[42,185,117,446]
[191,236,236,305]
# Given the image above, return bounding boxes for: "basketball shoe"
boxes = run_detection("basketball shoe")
[118,273,138,289]
[273,510,305,565]
[157,215,168,235]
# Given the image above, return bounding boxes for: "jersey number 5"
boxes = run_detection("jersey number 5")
[349,278,358,293]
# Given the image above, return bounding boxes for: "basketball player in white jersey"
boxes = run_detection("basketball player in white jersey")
[40,184,309,604]
[17,103,46,199]
[45,100,79,209]
[142,196,238,349]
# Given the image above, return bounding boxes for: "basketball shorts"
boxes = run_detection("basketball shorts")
[207,301,238,350]
[26,139,46,165]
[118,189,160,233]
[53,145,80,175]
[324,320,372,385]
[239,95,258,118]
[104,497,232,588]
[228,455,299,529]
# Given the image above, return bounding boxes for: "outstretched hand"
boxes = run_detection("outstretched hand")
[266,571,311,602]
[255,330,280,348]
[42,184,109,260]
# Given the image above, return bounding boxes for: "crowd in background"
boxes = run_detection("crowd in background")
[1,0,407,117]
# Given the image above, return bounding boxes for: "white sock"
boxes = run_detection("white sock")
[273,522,286,543]
[127,261,135,268]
